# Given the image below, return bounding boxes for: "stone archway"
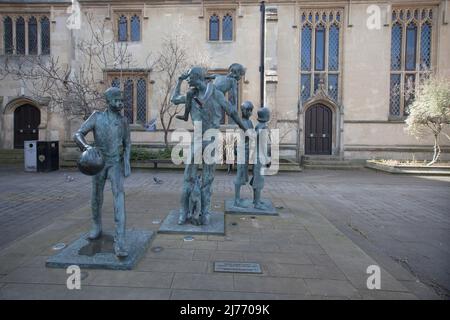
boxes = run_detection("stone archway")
[298,81,344,158]
[14,104,41,149]
[2,96,49,149]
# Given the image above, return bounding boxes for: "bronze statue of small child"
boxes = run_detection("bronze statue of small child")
[250,107,271,210]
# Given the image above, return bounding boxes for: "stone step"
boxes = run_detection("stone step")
[302,155,341,161]
[303,160,355,165]
[304,164,363,170]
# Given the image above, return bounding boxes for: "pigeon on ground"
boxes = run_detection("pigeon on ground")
[153,177,163,184]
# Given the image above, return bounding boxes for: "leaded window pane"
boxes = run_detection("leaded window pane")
[315,25,325,71]
[130,15,140,42]
[209,14,219,41]
[16,17,25,55]
[118,15,127,42]
[328,74,338,101]
[111,78,120,88]
[301,25,312,71]
[123,79,134,123]
[301,74,311,103]
[328,24,339,71]
[28,17,38,55]
[136,78,147,124]
[389,74,401,116]
[390,23,402,70]
[313,73,321,93]
[420,22,431,70]
[404,74,415,115]
[3,16,13,55]
[222,14,233,41]
[41,16,50,55]
[405,23,417,71]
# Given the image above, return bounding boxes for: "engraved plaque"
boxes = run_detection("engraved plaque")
[214,261,262,274]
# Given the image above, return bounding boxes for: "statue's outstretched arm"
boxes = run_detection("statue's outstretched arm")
[171,73,189,105]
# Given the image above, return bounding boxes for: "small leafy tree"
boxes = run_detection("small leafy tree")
[405,76,450,166]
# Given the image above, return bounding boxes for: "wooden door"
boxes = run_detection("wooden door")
[14,104,40,149]
[305,104,332,155]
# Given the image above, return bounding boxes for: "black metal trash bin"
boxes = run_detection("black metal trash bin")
[37,141,59,172]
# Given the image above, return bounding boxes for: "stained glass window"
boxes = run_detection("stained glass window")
[16,17,25,55]
[136,78,147,124]
[209,14,219,41]
[41,16,50,55]
[222,14,233,41]
[3,16,13,55]
[123,79,134,124]
[131,15,140,42]
[28,17,38,55]
[118,15,127,42]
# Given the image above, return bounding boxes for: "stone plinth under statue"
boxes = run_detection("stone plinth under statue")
[46,230,154,270]
[158,210,225,236]
[224,199,278,216]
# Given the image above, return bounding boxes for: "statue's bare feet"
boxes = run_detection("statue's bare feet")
[88,224,102,240]
[114,242,128,258]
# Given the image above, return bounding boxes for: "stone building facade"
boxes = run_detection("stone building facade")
[0,0,449,162]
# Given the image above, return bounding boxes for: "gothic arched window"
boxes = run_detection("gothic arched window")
[3,16,13,55]
[41,16,50,54]
[209,14,219,41]
[16,17,25,55]
[136,78,147,124]
[118,15,128,42]
[28,17,38,55]
[130,15,140,42]
[222,14,233,41]
[389,8,434,117]
[123,79,134,124]
[300,10,342,103]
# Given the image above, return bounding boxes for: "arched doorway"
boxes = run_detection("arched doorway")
[14,104,41,149]
[305,104,332,155]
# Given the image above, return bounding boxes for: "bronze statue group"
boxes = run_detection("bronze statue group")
[74,64,271,257]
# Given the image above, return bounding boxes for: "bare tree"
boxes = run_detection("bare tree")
[0,13,136,120]
[152,35,210,148]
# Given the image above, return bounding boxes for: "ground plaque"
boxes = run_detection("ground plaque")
[214,261,262,274]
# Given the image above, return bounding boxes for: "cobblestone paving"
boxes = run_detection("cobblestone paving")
[0,165,448,299]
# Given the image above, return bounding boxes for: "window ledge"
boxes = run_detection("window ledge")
[207,40,234,44]
[388,115,407,122]
[130,124,147,131]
